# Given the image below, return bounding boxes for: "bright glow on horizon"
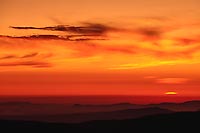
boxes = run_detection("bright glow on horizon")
[165,92,178,95]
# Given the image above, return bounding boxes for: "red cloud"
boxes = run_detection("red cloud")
[156,78,190,84]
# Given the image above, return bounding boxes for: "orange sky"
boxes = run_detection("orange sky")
[0,0,200,97]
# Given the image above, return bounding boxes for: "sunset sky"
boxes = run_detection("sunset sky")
[0,0,200,97]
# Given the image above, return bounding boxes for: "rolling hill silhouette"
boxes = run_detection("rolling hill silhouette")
[0,100,199,116]
[0,107,172,123]
[0,111,199,132]
[0,100,199,124]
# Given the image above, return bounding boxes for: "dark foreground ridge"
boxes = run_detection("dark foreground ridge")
[0,107,173,123]
[0,111,200,132]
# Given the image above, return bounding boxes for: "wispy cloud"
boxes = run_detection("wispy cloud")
[0,52,45,60]
[9,23,117,41]
[1,20,200,70]
[156,78,190,84]
[0,55,17,60]
[109,60,189,70]
[175,38,200,46]
[20,52,38,58]
[0,34,106,41]
[0,34,199,59]
[135,27,163,40]
[0,61,51,68]
[0,52,52,68]
[10,23,116,35]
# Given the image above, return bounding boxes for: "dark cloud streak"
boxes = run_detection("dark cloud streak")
[10,23,115,35]
[0,52,44,60]
[0,34,107,41]
[0,55,17,60]
[20,52,38,58]
[9,23,115,41]
[136,27,163,40]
